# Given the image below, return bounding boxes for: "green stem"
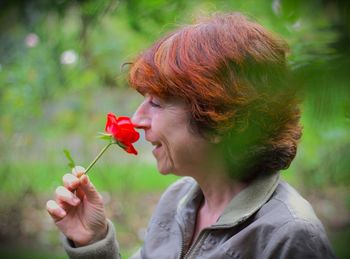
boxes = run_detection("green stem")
[85,143,112,174]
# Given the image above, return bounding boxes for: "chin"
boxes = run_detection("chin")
[156,163,174,175]
[157,167,172,175]
[158,167,183,177]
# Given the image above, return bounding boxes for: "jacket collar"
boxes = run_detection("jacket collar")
[215,172,279,227]
[177,172,280,228]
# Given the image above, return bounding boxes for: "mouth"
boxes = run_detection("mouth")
[149,141,162,157]
[145,136,163,155]
[151,142,162,150]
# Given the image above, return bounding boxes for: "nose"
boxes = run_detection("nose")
[131,101,151,129]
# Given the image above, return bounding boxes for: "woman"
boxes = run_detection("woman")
[46,13,336,258]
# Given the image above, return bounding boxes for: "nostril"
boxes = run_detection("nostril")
[134,122,150,129]
[133,123,144,129]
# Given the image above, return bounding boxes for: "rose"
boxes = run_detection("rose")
[64,112,140,174]
[105,113,140,155]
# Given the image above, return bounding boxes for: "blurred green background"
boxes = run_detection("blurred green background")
[0,0,349,258]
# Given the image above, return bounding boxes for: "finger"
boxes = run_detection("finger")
[79,174,103,203]
[46,200,66,222]
[71,166,86,200]
[72,166,86,178]
[56,196,74,212]
[62,173,80,191]
[55,186,81,206]
[75,186,86,201]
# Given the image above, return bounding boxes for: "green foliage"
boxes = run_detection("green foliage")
[0,248,66,259]
[1,0,349,186]
[63,149,76,169]
[0,0,349,258]
[0,162,178,199]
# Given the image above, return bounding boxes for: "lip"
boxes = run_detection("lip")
[145,137,161,155]
[152,143,162,156]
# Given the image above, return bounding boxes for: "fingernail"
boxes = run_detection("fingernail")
[73,166,86,175]
[73,198,80,205]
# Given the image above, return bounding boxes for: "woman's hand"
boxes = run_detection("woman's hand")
[46,166,108,247]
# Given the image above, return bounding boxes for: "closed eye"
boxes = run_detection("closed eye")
[149,97,162,108]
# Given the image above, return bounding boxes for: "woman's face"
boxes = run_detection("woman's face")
[132,94,215,176]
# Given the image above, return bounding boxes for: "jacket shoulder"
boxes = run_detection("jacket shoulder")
[259,181,322,226]
[146,177,196,222]
[261,217,336,259]
[157,177,196,206]
[257,181,336,258]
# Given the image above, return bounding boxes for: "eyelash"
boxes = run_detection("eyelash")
[149,98,161,108]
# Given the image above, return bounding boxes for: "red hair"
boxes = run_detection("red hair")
[129,13,302,180]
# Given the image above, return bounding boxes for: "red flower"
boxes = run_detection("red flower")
[105,113,140,155]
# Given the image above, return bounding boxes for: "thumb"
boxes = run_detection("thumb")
[79,174,102,203]
[72,165,86,178]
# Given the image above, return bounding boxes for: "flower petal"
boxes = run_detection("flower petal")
[105,113,118,133]
[116,116,133,126]
[104,112,139,155]
[123,144,138,155]
[116,128,140,144]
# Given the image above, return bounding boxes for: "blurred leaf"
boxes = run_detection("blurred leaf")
[97,132,113,141]
[63,149,76,169]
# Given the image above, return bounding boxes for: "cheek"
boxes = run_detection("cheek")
[167,131,194,161]
[151,113,163,132]
[176,133,211,161]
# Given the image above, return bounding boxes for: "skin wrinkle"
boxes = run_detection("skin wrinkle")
[161,104,180,172]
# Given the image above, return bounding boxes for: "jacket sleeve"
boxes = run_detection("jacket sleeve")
[61,219,123,259]
[262,219,337,259]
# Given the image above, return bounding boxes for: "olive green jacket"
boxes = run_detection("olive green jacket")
[62,173,336,258]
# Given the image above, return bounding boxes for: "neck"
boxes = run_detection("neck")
[189,161,247,220]
[177,145,247,218]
